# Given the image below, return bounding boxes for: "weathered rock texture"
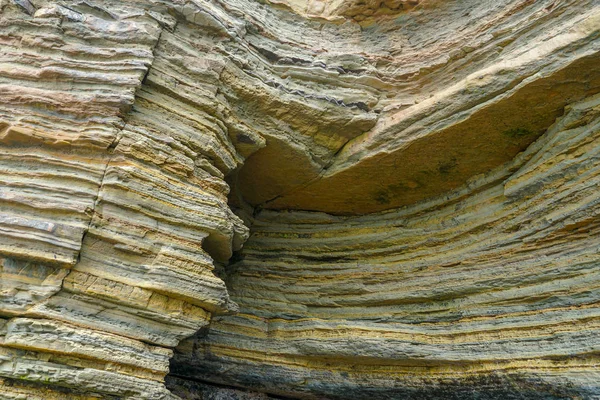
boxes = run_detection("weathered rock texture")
[0,0,250,397]
[172,94,600,399]
[0,0,599,399]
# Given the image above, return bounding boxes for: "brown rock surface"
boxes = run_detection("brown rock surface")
[0,0,599,399]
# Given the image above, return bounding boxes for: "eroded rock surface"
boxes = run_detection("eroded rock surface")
[0,0,249,397]
[0,0,599,399]
[172,94,600,399]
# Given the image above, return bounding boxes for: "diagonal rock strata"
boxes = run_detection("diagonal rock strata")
[171,93,600,398]
[0,0,599,399]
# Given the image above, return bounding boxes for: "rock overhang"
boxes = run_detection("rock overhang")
[231,0,600,214]
[1,0,600,399]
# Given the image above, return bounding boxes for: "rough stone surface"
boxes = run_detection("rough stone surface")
[172,94,600,399]
[0,0,249,397]
[0,0,599,399]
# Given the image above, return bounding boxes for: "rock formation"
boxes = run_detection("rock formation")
[0,0,599,399]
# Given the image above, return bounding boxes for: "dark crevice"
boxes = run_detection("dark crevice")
[166,374,297,400]
[250,43,368,77]
[245,68,370,111]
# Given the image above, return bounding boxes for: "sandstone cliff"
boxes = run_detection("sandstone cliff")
[0,0,599,399]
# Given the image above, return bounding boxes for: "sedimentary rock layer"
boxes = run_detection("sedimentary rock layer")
[0,0,251,397]
[233,0,600,214]
[171,94,600,398]
[0,0,599,399]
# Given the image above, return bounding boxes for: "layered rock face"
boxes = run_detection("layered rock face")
[172,94,600,399]
[1,0,599,399]
[0,1,249,398]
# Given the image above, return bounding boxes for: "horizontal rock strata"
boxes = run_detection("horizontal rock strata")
[0,0,599,399]
[0,0,252,397]
[171,94,600,398]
